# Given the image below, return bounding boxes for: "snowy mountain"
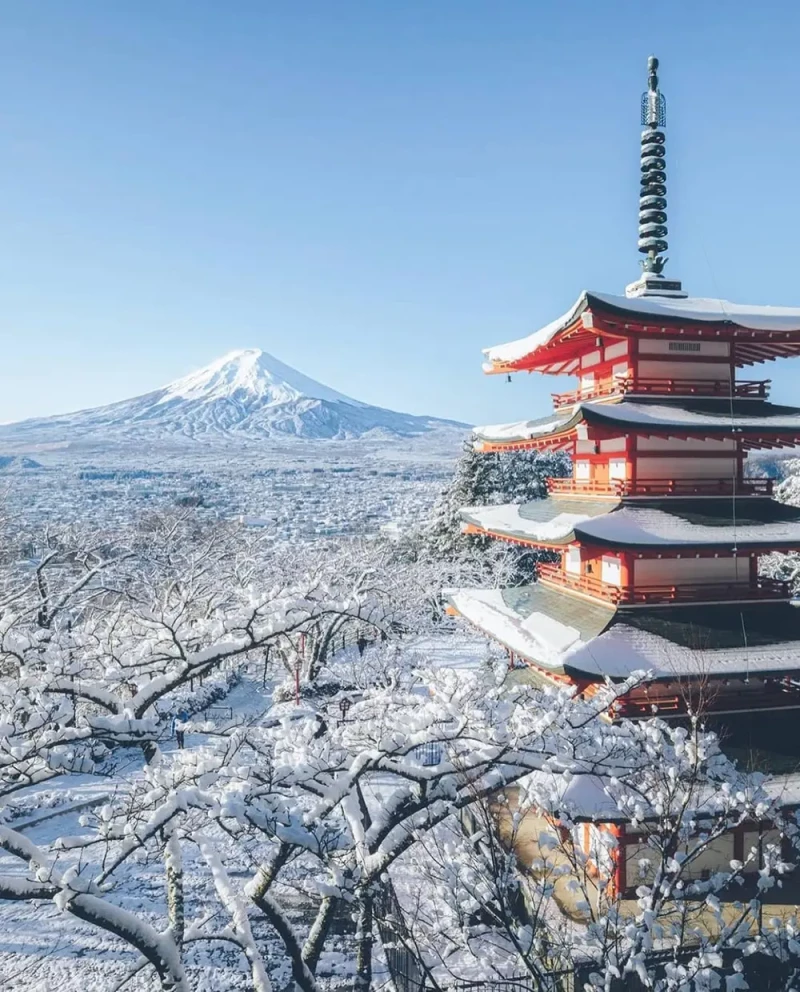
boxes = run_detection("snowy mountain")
[0,349,466,444]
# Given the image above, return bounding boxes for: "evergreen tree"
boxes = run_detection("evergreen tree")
[425,441,570,576]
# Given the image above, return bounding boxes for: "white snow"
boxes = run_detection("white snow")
[460,503,593,544]
[0,349,467,443]
[591,400,800,432]
[158,348,364,408]
[578,505,800,547]
[447,588,800,679]
[483,290,800,366]
[474,399,800,445]
[566,623,800,678]
[446,588,588,671]
[462,498,800,547]
[473,415,569,444]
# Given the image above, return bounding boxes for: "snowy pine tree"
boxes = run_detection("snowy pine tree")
[425,441,570,575]
[761,457,800,589]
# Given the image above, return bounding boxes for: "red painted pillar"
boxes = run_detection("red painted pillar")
[619,553,632,599]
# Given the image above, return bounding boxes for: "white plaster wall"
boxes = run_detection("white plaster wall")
[637,437,737,451]
[637,359,731,382]
[633,557,748,585]
[636,456,737,479]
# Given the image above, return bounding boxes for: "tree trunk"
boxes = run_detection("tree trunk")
[165,831,184,949]
[353,895,373,992]
[303,894,337,973]
[250,887,319,992]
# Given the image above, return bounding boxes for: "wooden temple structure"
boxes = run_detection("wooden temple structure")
[446,58,800,891]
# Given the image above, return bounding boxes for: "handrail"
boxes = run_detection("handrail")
[545,477,774,497]
[551,376,771,408]
[537,564,790,605]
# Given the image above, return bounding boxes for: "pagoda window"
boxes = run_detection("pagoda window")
[599,437,626,452]
[609,457,627,481]
[611,360,630,380]
[604,340,628,362]
[565,545,582,575]
[601,555,623,586]
[581,350,602,369]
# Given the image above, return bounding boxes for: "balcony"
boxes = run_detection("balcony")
[545,477,774,498]
[551,376,771,409]
[537,563,790,606]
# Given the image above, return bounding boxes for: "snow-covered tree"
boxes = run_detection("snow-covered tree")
[760,458,800,590]
[424,442,569,581]
[2,519,800,991]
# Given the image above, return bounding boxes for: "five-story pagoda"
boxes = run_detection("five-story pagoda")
[447,57,800,750]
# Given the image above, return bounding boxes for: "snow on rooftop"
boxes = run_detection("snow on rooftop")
[473,414,570,444]
[473,399,800,445]
[578,505,800,547]
[447,588,800,680]
[446,588,585,671]
[520,769,800,820]
[593,400,800,431]
[566,622,800,679]
[483,290,800,366]
[460,503,592,544]
[463,499,800,547]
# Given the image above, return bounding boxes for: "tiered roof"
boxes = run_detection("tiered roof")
[483,291,800,375]
[475,398,800,450]
[461,497,800,550]
[446,586,800,681]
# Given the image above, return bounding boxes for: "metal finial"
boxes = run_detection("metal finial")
[638,55,668,273]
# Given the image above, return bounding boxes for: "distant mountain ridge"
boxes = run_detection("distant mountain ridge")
[0,349,466,444]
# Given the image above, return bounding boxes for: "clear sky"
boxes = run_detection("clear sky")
[2,0,800,427]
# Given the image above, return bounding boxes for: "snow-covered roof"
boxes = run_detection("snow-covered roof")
[446,586,800,680]
[579,500,800,548]
[519,770,800,821]
[473,398,800,446]
[446,587,593,672]
[460,501,607,546]
[483,290,800,367]
[460,497,800,549]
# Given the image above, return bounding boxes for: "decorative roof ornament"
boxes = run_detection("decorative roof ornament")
[625,56,686,299]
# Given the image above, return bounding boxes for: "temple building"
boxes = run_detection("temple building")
[447,57,800,759]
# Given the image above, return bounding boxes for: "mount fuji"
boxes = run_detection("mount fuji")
[0,349,467,445]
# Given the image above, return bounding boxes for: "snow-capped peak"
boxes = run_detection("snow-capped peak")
[158,348,364,409]
[0,346,466,443]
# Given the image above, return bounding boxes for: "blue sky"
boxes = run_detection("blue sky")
[2,1,800,426]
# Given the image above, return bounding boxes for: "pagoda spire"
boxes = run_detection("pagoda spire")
[625,55,686,299]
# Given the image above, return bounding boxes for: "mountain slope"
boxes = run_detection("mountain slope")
[0,349,466,443]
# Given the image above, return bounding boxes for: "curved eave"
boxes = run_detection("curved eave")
[465,520,800,553]
[483,291,800,376]
[474,399,800,452]
[445,587,800,682]
[461,498,800,552]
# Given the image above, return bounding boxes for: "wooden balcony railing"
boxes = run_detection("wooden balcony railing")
[537,563,790,606]
[551,376,771,408]
[545,477,774,498]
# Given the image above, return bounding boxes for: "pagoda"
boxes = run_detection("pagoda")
[447,56,800,758]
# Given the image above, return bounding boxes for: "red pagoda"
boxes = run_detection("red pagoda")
[447,56,800,754]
